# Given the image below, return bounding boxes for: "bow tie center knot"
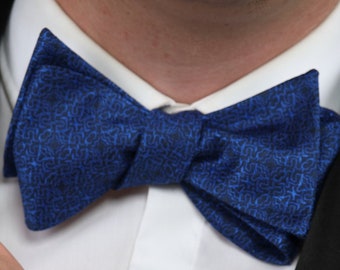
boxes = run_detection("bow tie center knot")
[121,110,203,188]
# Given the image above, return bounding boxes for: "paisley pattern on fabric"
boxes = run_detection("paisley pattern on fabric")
[4,29,340,265]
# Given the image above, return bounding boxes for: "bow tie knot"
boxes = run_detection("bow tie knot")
[122,110,203,188]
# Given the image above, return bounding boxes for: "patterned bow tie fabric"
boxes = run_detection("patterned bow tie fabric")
[4,29,340,265]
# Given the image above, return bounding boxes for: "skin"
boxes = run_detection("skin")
[0,244,23,270]
[55,0,340,103]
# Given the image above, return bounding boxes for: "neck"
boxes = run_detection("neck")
[56,0,339,103]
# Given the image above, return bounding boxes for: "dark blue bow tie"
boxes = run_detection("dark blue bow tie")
[4,29,340,265]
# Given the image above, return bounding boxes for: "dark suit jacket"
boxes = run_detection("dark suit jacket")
[1,1,340,269]
[296,154,340,269]
[0,0,14,37]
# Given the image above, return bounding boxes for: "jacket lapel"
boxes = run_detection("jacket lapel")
[296,152,340,269]
[0,0,14,36]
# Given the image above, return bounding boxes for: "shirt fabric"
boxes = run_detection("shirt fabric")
[0,0,339,269]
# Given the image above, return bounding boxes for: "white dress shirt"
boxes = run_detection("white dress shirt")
[0,0,339,269]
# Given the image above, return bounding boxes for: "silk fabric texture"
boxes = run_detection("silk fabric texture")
[4,29,340,265]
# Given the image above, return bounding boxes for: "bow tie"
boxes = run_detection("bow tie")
[4,29,340,265]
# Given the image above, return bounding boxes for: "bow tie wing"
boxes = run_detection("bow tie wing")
[182,70,340,264]
[4,29,149,230]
